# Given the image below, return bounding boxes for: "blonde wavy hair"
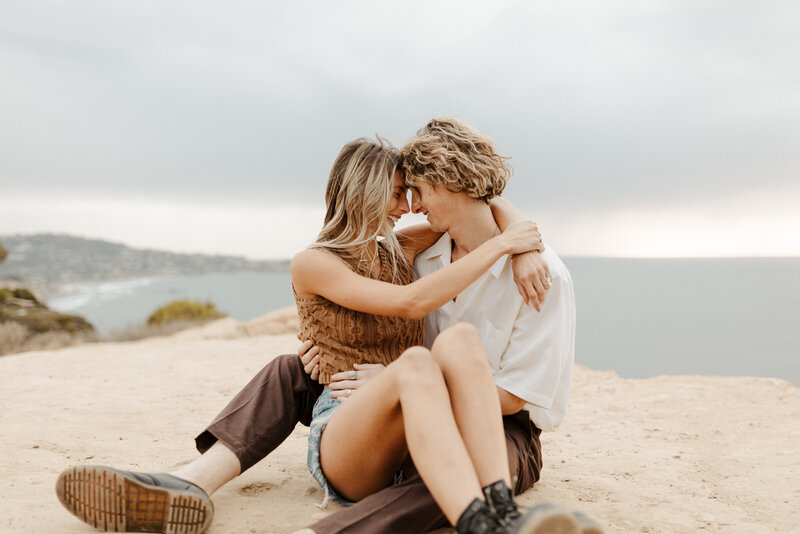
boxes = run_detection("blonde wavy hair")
[310,136,408,280]
[399,118,512,201]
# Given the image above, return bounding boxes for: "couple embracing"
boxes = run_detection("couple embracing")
[57,118,597,534]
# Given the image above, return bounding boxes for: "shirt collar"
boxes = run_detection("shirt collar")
[417,232,451,263]
[419,232,508,279]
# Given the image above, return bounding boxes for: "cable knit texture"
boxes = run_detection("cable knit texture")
[295,241,424,384]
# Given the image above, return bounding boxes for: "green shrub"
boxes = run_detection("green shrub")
[147,300,226,326]
[0,244,7,263]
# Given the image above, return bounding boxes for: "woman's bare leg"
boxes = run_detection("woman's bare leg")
[320,347,482,524]
[170,441,241,495]
[430,322,511,487]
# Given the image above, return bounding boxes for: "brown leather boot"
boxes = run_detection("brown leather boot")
[455,498,507,534]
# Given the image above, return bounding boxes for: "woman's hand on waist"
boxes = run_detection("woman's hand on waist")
[328,363,385,402]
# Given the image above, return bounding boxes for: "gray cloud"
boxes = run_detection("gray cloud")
[1,0,798,216]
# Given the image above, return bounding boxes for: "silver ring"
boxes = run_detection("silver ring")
[347,370,357,379]
[346,389,352,397]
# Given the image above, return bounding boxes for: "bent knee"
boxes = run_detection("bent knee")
[447,322,480,339]
[398,346,436,370]
[273,352,306,374]
[276,352,302,366]
[270,353,317,387]
[396,346,442,386]
[431,322,488,368]
[433,322,480,350]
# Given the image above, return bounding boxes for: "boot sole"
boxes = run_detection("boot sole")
[55,466,213,533]
[515,507,581,534]
[573,511,605,534]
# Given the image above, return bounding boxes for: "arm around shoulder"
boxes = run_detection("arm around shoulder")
[291,248,465,319]
[292,237,517,320]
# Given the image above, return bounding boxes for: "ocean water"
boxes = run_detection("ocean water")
[48,272,296,335]
[46,258,800,385]
[565,257,800,385]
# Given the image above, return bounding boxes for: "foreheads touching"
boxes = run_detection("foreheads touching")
[317,136,399,247]
[398,118,512,203]
[388,170,410,227]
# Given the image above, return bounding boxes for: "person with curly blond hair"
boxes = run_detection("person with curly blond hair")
[402,117,512,202]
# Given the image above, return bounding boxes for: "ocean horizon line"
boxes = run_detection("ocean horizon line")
[3,232,800,263]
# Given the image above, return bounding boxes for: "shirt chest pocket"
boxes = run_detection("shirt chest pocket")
[480,318,509,371]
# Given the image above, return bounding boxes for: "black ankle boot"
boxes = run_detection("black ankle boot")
[482,480,520,526]
[455,497,507,534]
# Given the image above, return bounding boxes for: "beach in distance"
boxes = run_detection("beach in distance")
[47,257,800,386]
[1,313,798,533]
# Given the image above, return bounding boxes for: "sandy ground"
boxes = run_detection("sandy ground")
[1,316,798,534]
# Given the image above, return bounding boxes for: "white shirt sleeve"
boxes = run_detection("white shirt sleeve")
[492,274,575,411]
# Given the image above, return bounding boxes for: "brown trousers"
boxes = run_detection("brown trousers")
[196,354,543,534]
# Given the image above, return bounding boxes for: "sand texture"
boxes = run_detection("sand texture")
[1,314,798,533]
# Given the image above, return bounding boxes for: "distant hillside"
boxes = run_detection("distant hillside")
[0,234,289,297]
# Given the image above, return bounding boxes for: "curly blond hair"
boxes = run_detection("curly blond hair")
[399,118,512,202]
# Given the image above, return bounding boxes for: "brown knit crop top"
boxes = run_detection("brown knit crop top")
[294,240,424,385]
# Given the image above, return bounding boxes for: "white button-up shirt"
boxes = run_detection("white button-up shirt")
[414,233,576,431]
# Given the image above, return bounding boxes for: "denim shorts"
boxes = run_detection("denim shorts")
[307,387,355,508]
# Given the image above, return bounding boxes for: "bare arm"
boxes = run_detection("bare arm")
[292,221,539,320]
[396,223,444,263]
[497,386,527,415]
[489,197,552,311]
[489,197,542,249]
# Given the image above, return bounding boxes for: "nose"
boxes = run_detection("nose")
[411,190,422,214]
[398,193,410,214]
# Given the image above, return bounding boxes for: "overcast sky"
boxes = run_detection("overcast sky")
[1,1,798,259]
